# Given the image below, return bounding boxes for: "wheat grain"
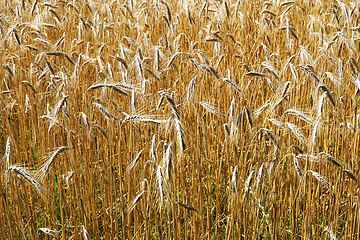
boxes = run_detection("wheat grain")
[3,64,14,76]
[167,52,183,69]
[157,165,165,210]
[36,146,68,181]
[240,62,251,72]
[282,109,314,125]
[231,166,238,194]
[186,76,196,103]
[289,145,304,154]
[261,128,280,149]
[318,85,335,107]
[174,118,185,154]
[285,122,308,146]
[262,62,279,80]
[7,165,45,198]
[268,118,286,129]
[288,63,298,82]
[293,156,303,177]
[186,53,205,73]
[162,142,173,180]
[308,170,331,189]
[244,72,266,78]
[342,170,357,182]
[122,114,166,125]
[254,100,270,117]
[243,170,255,197]
[92,124,108,139]
[125,149,144,174]
[159,91,180,118]
[220,78,242,93]
[177,201,198,212]
[337,32,356,54]
[243,106,253,128]
[150,134,158,163]
[319,152,342,167]
[92,102,116,119]
[199,101,222,117]
[80,112,91,132]
[325,226,338,240]
[82,225,89,240]
[86,84,128,96]
[38,228,59,238]
[255,163,264,189]
[298,65,320,83]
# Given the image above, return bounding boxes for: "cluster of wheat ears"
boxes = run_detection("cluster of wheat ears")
[1,0,360,239]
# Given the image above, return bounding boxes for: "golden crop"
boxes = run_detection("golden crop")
[0,0,359,239]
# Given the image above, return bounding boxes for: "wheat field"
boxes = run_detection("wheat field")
[0,0,360,239]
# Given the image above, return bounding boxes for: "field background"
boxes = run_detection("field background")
[0,0,360,239]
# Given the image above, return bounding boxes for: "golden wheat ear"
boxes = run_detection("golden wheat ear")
[6,165,47,199]
[38,228,59,238]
